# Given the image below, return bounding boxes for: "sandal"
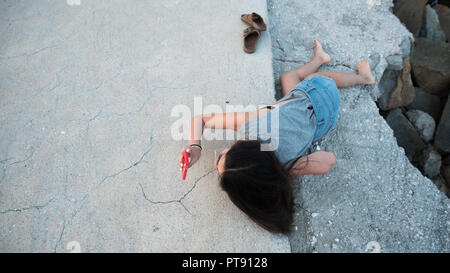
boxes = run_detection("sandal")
[243,27,261,54]
[241,12,266,31]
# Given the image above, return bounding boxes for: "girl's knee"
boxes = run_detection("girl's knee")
[279,72,292,87]
[304,73,319,79]
[279,72,289,82]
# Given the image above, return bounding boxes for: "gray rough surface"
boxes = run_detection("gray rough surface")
[0,0,290,252]
[268,0,449,252]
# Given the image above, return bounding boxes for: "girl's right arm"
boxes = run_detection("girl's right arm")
[178,111,250,169]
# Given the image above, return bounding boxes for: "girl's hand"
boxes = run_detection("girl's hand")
[179,146,201,170]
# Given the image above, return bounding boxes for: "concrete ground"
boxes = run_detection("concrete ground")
[0,0,289,252]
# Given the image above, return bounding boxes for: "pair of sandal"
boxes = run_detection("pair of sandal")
[241,13,267,53]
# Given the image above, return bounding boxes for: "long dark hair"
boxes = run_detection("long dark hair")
[219,140,305,234]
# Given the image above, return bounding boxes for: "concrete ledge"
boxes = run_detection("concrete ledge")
[0,0,289,252]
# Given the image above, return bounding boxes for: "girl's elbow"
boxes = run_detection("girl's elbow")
[329,153,337,167]
[326,154,336,172]
[323,153,336,174]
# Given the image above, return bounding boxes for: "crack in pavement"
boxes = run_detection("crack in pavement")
[273,57,308,64]
[84,107,106,133]
[49,138,154,252]
[139,169,215,215]
[0,167,6,184]
[54,135,155,238]
[0,158,13,164]
[53,219,66,253]
[98,136,154,188]
[0,45,58,60]
[125,80,194,114]
[113,83,194,116]
[7,147,35,167]
[51,194,90,253]
[275,39,285,53]
[0,148,36,185]
[0,197,55,214]
[80,83,192,134]
[30,75,63,96]
[86,64,124,92]
[51,138,193,251]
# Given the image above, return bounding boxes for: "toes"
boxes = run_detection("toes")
[361,60,370,66]
[314,39,321,48]
[358,60,370,70]
[315,39,324,47]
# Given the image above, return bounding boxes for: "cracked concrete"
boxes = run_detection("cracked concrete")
[139,170,215,215]
[97,136,154,188]
[0,0,289,252]
[0,197,55,214]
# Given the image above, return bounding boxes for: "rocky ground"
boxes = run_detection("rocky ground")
[385,0,450,196]
[267,0,449,252]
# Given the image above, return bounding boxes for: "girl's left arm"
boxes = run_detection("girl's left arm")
[289,151,337,178]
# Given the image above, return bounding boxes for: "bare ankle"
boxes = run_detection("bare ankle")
[359,74,375,85]
[311,56,325,66]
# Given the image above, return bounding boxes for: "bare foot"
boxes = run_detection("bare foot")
[314,39,331,64]
[357,60,376,85]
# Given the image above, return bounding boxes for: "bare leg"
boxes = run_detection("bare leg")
[280,40,331,96]
[305,60,376,88]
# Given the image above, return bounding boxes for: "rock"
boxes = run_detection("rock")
[386,109,427,161]
[437,0,450,8]
[443,156,450,166]
[414,145,442,178]
[442,156,450,187]
[406,88,442,121]
[434,96,450,153]
[405,109,436,143]
[399,36,413,58]
[434,4,450,41]
[420,5,447,42]
[411,38,450,97]
[386,55,403,70]
[394,0,428,36]
[269,0,448,254]
[378,58,415,110]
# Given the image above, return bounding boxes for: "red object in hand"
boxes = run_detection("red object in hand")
[182,150,189,180]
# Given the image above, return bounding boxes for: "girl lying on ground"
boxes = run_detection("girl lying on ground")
[178,40,375,234]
